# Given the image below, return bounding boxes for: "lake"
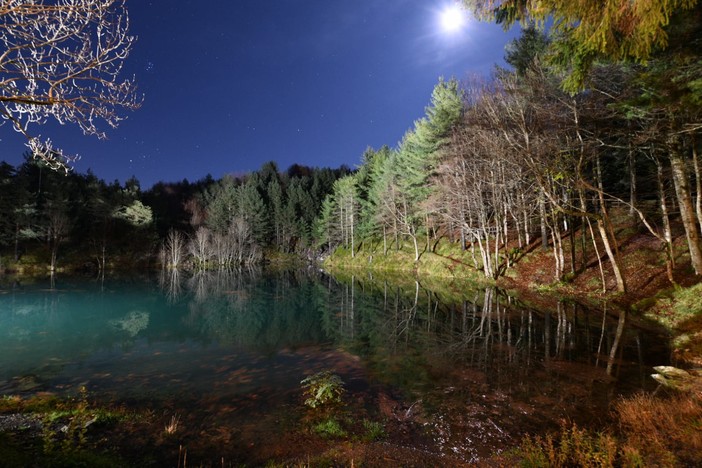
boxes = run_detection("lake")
[0,269,668,465]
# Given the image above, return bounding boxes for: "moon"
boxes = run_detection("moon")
[440,4,466,33]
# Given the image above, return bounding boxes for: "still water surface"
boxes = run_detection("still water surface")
[0,270,667,464]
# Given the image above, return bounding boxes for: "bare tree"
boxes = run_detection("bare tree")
[47,211,69,272]
[211,231,233,268]
[0,0,141,171]
[188,226,213,269]
[162,229,186,269]
[229,216,253,264]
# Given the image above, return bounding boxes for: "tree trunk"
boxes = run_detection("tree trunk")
[550,227,564,281]
[693,137,702,235]
[568,214,576,275]
[586,216,606,292]
[539,193,548,251]
[521,192,531,246]
[596,155,627,292]
[383,224,387,256]
[469,232,478,269]
[350,205,355,259]
[50,246,57,272]
[14,223,20,262]
[668,136,702,275]
[629,145,638,220]
[657,160,676,283]
[578,190,589,273]
[411,232,419,262]
[425,213,431,253]
[476,234,491,278]
[597,220,626,292]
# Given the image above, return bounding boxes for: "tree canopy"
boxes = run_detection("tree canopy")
[463,0,699,89]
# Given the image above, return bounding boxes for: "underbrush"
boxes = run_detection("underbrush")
[641,282,702,363]
[510,389,702,467]
[0,389,128,467]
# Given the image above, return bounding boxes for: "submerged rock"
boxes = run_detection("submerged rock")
[1,374,46,393]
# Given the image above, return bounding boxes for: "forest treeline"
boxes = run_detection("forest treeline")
[156,162,352,269]
[0,160,156,272]
[0,156,350,272]
[314,11,702,293]
[1,8,701,292]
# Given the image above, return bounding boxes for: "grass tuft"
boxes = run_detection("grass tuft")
[313,418,347,439]
[361,419,386,441]
[164,413,181,435]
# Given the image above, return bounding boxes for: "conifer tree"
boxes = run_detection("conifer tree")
[464,0,699,89]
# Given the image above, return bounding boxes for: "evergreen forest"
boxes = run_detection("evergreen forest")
[1,6,701,299]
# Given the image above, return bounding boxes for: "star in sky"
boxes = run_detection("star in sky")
[1,1,519,187]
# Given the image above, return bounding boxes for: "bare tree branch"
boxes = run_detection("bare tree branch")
[0,0,142,172]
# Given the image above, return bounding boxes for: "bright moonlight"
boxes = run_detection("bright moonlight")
[440,4,466,32]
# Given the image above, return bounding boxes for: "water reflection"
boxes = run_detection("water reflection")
[324,274,659,381]
[316,273,666,460]
[0,271,668,463]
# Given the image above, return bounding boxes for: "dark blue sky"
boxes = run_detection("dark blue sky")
[1,1,519,188]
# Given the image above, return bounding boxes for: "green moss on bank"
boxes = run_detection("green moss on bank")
[640,283,702,363]
[642,283,702,329]
[323,238,493,285]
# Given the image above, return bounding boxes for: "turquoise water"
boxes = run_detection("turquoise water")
[0,270,667,463]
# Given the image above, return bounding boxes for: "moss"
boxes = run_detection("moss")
[0,393,61,413]
[645,283,702,330]
[0,389,130,465]
[671,283,702,322]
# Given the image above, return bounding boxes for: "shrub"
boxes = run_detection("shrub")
[362,419,386,441]
[300,371,345,409]
[513,390,702,467]
[516,423,617,467]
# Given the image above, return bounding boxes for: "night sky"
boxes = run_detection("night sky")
[1,1,519,188]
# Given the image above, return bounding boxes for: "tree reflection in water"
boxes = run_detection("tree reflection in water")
[292,272,662,461]
[0,270,669,464]
[153,269,668,462]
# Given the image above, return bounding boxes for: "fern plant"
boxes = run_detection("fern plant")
[300,371,345,409]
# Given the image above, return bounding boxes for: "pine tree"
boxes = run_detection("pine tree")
[205,176,240,234]
[238,176,269,245]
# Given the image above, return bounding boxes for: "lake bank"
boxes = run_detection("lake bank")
[322,226,702,465]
